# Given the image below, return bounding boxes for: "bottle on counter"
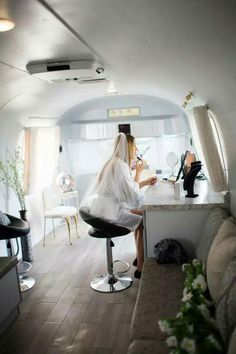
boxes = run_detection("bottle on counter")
[174,181,181,200]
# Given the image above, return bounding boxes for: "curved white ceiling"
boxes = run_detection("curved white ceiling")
[0,0,235,124]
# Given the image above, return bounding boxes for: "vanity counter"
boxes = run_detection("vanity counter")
[141,180,229,258]
[141,180,229,211]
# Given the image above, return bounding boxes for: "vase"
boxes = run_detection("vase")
[19,209,33,262]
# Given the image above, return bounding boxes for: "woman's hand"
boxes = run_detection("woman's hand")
[146,176,158,185]
[134,159,145,184]
[139,175,158,188]
[135,158,145,174]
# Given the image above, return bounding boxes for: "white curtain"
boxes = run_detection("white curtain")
[193,105,227,192]
[24,127,60,194]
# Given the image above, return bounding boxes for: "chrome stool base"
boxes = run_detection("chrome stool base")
[19,275,35,292]
[91,273,132,293]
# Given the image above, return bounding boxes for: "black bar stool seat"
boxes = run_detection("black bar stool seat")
[79,207,132,293]
[0,214,35,292]
[0,215,30,240]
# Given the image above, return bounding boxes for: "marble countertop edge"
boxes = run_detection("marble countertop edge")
[141,202,227,211]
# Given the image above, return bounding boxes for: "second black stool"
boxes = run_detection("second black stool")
[0,214,35,292]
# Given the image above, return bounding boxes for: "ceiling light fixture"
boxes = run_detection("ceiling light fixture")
[107,81,117,94]
[182,91,195,108]
[0,18,15,32]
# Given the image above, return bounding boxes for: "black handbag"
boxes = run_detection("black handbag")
[154,238,188,264]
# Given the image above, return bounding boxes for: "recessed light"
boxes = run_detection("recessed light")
[107,81,117,94]
[0,18,15,32]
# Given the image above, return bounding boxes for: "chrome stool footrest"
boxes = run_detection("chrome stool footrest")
[113,259,130,274]
[17,261,32,274]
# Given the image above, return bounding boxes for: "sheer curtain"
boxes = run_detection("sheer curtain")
[23,127,60,246]
[192,105,227,192]
[24,127,60,194]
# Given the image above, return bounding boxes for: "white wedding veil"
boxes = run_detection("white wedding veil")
[80,133,142,230]
[80,133,130,214]
[97,132,129,182]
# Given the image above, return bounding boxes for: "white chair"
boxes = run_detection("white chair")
[42,184,79,246]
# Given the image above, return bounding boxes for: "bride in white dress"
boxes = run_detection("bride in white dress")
[81,132,157,277]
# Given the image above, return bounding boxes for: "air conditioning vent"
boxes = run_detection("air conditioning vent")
[47,64,70,72]
[78,78,108,84]
[48,78,109,85]
[26,60,105,82]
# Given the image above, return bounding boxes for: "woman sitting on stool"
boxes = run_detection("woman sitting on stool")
[81,133,157,278]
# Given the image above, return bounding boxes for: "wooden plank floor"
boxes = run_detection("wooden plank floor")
[0,220,139,354]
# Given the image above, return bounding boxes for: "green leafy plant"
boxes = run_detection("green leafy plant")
[0,147,26,210]
[158,259,224,354]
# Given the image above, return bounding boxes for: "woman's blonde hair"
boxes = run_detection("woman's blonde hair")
[97,133,135,182]
[126,134,135,167]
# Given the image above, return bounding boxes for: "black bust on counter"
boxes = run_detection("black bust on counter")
[183,161,202,198]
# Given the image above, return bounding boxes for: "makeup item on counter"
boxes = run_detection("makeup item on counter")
[136,152,149,169]
[174,182,181,200]
[136,146,150,161]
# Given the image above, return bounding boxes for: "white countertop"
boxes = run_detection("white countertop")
[141,179,229,211]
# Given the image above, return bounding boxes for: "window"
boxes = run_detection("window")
[107,107,140,118]
[208,110,228,179]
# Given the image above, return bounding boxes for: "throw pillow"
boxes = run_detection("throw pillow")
[215,259,236,345]
[196,207,229,264]
[207,217,236,303]
[220,256,236,296]
[0,211,10,225]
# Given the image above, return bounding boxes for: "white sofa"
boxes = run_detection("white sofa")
[128,207,236,354]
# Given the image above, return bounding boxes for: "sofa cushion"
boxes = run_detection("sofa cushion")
[227,326,236,354]
[219,256,236,298]
[130,258,184,341]
[0,211,10,226]
[128,339,168,354]
[216,258,236,345]
[195,207,228,264]
[0,257,18,279]
[207,217,236,303]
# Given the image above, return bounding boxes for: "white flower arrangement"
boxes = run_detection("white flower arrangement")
[180,338,196,353]
[158,319,173,335]
[0,147,26,210]
[197,303,210,320]
[192,274,207,292]
[158,258,224,354]
[182,263,188,272]
[182,288,193,302]
[192,258,201,267]
[166,335,178,347]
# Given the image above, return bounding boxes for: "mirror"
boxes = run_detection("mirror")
[166,152,178,177]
